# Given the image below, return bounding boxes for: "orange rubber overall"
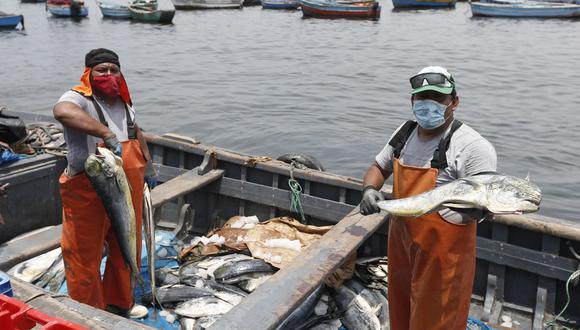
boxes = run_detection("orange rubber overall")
[59,139,145,310]
[388,158,476,330]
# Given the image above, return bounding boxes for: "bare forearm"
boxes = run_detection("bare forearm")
[53,102,111,139]
[363,163,390,190]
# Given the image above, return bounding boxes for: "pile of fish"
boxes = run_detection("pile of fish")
[142,239,389,330]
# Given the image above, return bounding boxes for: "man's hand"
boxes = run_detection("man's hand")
[361,186,385,215]
[103,133,122,156]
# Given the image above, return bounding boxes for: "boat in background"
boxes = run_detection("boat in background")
[21,0,46,3]
[97,1,132,18]
[129,0,176,23]
[172,0,243,9]
[471,0,580,17]
[0,12,25,29]
[243,0,261,5]
[262,0,300,9]
[46,0,89,17]
[392,0,455,9]
[300,0,381,19]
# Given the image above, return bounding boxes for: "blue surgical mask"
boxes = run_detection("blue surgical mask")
[412,99,452,129]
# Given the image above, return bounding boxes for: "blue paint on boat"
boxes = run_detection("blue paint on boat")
[471,1,580,17]
[47,4,89,17]
[262,0,299,8]
[392,0,455,8]
[0,14,24,29]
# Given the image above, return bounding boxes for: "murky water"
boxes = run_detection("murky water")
[1,0,579,221]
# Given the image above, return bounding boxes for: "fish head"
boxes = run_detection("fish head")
[84,147,122,178]
[485,175,542,214]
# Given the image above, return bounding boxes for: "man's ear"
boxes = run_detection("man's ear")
[451,95,460,110]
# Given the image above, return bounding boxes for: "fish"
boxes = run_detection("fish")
[213,259,276,283]
[143,184,157,313]
[180,317,196,330]
[155,268,180,286]
[84,147,144,290]
[8,248,62,283]
[142,284,214,306]
[346,280,389,329]
[179,261,209,281]
[275,285,323,330]
[237,273,272,293]
[220,271,275,285]
[189,277,248,300]
[174,296,234,318]
[194,316,219,329]
[46,264,66,293]
[34,253,64,289]
[377,174,542,217]
[331,286,381,330]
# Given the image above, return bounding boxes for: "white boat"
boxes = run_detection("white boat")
[172,0,243,9]
[97,1,131,18]
[471,0,580,17]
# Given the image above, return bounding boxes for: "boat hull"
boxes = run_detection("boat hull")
[300,0,381,19]
[471,1,580,17]
[98,2,131,18]
[392,0,455,8]
[172,0,243,9]
[129,8,176,22]
[262,0,299,9]
[0,15,24,29]
[46,4,89,17]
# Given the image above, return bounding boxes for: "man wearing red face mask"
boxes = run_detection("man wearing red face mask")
[53,48,156,316]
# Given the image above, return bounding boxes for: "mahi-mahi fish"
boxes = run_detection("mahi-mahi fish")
[143,183,158,314]
[377,174,541,217]
[85,147,144,290]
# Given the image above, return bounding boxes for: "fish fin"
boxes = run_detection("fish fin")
[442,202,474,209]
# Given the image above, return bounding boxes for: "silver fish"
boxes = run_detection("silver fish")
[143,184,157,312]
[143,284,214,305]
[8,248,62,283]
[213,259,276,283]
[331,286,381,330]
[85,147,143,290]
[237,273,272,293]
[346,280,388,329]
[175,296,234,318]
[275,285,323,330]
[377,174,541,217]
[34,253,64,288]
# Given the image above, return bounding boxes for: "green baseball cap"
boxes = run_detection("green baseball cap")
[410,66,456,95]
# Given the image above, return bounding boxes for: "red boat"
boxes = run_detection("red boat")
[300,0,381,19]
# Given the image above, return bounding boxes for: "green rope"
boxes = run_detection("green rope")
[289,178,305,222]
[544,269,580,330]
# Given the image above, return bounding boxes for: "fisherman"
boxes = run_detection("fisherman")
[53,48,156,316]
[360,66,497,330]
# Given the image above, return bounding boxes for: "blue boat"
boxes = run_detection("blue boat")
[262,0,299,9]
[471,1,580,17]
[46,0,89,17]
[97,1,131,18]
[392,0,455,8]
[0,12,25,29]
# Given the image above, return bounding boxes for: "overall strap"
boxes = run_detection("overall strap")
[430,120,463,170]
[388,120,418,159]
[87,95,136,140]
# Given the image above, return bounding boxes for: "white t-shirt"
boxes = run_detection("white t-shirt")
[375,120,497,224]
[57,91,136,172]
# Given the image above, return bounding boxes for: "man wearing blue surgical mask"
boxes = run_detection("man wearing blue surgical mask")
[360,66,497,330]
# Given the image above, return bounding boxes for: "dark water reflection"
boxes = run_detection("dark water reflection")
[1,0,579,221]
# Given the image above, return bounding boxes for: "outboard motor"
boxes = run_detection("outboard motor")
[70,0,81,17]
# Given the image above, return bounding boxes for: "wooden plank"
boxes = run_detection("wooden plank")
[151,169,224,208]
[208,208,388,330]
[0,225,62,271]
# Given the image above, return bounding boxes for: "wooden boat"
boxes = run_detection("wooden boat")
[172,0,243,9]
[300,0,381,19]
[243,0,262,6]
[262,0,300,9]
[392,0,455,8]
[471,0,580,17]
[1,110,580,329]
[46,0,89,17]
[97,1,132,18]
[21,0,46,3]
[129,0,176,23]
[0,12,24,29]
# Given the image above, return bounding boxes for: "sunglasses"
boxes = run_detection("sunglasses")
[410,73,454,89]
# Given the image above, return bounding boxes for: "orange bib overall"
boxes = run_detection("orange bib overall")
[59,97,145,310]
[387,158,476,330]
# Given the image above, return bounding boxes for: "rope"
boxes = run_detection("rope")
[544,269,580,330]
[288,161,305,223]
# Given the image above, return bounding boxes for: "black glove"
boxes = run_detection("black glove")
[103,133,122,156]
[360,186,385,215]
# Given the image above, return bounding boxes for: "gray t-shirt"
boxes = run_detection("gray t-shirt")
[375,120,497,224]
[57,91,136,172]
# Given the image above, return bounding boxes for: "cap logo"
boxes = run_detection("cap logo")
[422,78,429,87]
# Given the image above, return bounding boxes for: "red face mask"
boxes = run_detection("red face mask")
[91,75,120,98]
